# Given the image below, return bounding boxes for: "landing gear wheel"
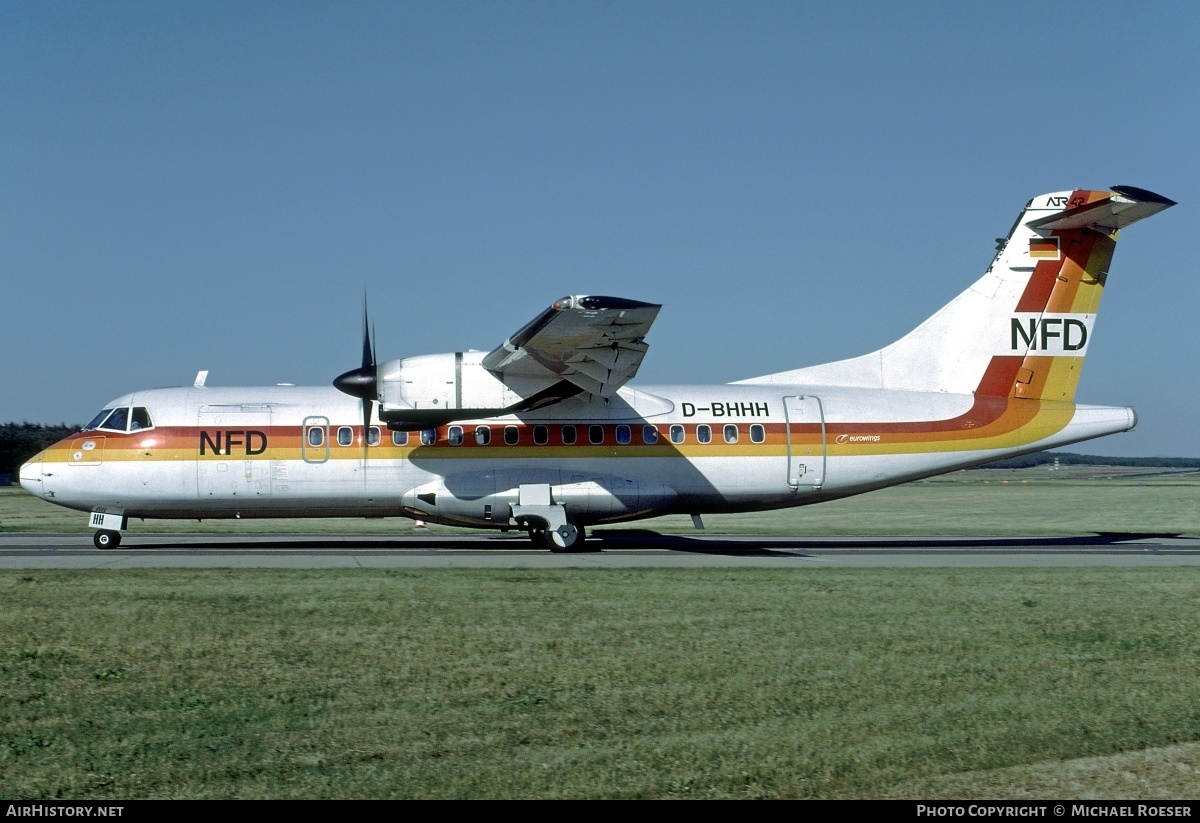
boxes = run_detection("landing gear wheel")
[93,530,121,550]
[539,522,583,552]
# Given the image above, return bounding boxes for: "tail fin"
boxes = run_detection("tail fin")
[736,186,1175,401]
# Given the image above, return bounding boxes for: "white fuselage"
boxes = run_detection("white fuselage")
[20,382,1134,529]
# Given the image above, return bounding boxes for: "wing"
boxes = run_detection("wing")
[481,295,661,398]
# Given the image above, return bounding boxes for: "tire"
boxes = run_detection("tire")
[93,530,121,550]
[540,521,583,552]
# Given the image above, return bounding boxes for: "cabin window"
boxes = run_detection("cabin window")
[367,426,381,447]
[504,425,519,445]
[420,429,436,446]
[392,430,409,446]
[448,426,464,445]
[724,424,738,444]
[475,426,491,446]
[696,425,712,444]
[337,426,353,446]
[101,408,129,432]
[616,425,631,445]
[533,425,549,445]
[130,407,153,431]
[308,427,325,447]
[561,425,577,445]
[589,425,604,445]
[750,424,765,444]
[670,425,685,444]
[642,425,659,445]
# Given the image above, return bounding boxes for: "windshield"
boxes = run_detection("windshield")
[81,406,154,433]
[83,409,115,431]
[102,408,129,432]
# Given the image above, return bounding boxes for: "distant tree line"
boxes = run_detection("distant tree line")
[975,452,1200,470]
[0,423,83,478]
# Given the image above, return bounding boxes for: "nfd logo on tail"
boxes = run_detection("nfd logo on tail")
[1011,315,1091,354]
[18,186,1175,551]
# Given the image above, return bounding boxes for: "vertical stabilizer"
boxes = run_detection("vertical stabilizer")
[737,186,1174,400]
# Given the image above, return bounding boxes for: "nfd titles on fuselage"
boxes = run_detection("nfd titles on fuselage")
[198,430,269,456]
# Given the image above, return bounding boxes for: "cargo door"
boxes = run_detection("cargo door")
[196,406,274,499]
[783,395,825,491]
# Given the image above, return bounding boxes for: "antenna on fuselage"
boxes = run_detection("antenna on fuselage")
[194,370,209,388]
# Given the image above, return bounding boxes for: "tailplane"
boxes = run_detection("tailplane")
[737,186,1174,402]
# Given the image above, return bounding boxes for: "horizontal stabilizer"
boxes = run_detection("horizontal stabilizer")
[1027,185,1176,233]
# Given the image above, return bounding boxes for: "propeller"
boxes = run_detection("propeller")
[333,297,379,463]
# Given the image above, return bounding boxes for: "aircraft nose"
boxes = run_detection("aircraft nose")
[18,457,43,497]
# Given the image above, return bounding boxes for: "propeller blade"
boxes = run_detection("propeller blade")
[334,295,379,401]
[331,294,381,468]
[361,398,370,465]
[361,297,374,371]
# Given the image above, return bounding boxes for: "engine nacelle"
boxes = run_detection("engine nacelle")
[378,351,528,414]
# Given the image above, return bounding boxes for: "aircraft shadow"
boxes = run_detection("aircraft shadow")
[598,531,1188,556]
[123,536,508,552]
[111,530,1188,556]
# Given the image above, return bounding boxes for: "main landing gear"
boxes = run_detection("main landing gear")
[511,489,589,552]
[93,530,122,550]
[529,520,585,552]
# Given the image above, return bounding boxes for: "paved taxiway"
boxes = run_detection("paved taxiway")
[1,532,1198,568]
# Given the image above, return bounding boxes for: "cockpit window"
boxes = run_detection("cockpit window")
[84,406,153,433]
[101,408,129,432]
[130,407,153,431]
[84,409,115,431]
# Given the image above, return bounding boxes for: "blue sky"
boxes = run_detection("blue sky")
[3,1,1197,457]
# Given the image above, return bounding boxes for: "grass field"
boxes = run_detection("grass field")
[2,568,1200,799]
[2,475,1198,799]
[3,470,1199,537]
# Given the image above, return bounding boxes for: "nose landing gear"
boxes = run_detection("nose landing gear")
[88,510,127,550]
[93,529,122,550]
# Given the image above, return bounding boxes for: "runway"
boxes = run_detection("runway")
[1,531,1198,568]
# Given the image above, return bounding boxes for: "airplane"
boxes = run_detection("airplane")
[19,186,1175,551]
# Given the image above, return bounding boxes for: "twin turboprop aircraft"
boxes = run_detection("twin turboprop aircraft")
[20,186,1175,550]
